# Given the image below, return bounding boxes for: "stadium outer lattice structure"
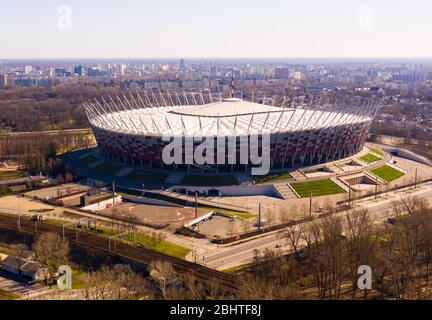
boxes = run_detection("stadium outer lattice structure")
[84,91,381,173]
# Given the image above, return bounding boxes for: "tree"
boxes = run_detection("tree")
[345,209,374,299]
[285,224,304,260]
[149,261,181,299]
[33,232,69,287]
[82,264,150,300]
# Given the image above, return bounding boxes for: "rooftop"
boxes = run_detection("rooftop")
[86,94,381,137]
[170,99,283,117]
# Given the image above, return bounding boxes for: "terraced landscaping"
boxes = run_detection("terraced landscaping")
[369,147,384,156]
[290,179,346,198]
[360,153,381,163]
[370,165,405,182]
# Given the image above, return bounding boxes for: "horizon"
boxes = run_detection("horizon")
[2,57,432,64]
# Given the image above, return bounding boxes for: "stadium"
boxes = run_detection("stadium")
[84,91,381,175]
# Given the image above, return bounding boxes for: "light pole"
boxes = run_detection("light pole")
[375,176,378,200]
[17,206,21,231]
[112,181,116,207]
[348,187,352,207]
[310,192,312,215]
[258,203,261,230]
[195,192,198,219]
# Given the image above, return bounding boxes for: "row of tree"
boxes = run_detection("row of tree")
[0,85,120,132]
[0,133,92,176]
[248,196,432,300]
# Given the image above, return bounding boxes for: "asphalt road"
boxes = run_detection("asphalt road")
[204,182,432,270]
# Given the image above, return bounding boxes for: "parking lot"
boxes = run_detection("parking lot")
[194,215,243,238]
[99,202,211,230]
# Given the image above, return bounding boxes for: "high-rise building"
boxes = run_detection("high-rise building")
[292,71,306,81]
[0,73,8,88]
[55,68,66,77]
[180,59,185,70]
[119,64,127,76]
[274,67,289,79]
[74,66,86,76]
[24,65,33,75]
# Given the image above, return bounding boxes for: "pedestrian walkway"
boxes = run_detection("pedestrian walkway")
[273,182,298,199]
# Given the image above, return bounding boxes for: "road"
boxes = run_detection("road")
[0,271,54,300]
[202,181,432,270]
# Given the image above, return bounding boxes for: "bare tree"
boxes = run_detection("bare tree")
[345,209,374,299]
[149,261,181,299]
[33,232,69,287]
[82,264,150,300]
[285,224,304,260]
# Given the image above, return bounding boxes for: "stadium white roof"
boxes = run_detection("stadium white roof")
[172,98,282,117]
[85,94,379,137]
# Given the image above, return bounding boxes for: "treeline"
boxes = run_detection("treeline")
[0,85,120,132]
[371,102,432,140]
[0,133,93,176]
[245,196,432,300]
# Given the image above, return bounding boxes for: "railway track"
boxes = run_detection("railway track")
[0,214,240,294]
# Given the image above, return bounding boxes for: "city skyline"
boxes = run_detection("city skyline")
[1,0,432,59]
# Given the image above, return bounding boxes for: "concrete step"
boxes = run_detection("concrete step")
[330,177,350,192]
[327,164,344,174]
[273,182,299,199]
[291,170,308,181]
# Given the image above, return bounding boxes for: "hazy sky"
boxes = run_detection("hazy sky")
[1,0,431,59]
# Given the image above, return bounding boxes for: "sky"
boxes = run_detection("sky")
[1,0,431,59]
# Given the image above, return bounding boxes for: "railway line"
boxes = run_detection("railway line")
[0,214,240,294]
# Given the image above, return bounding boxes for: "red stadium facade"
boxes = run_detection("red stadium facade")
[85,92,380,174]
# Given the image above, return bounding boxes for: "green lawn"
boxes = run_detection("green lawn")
[46,218,191,259]
[370,165,405,182]
[223,263,253,273]
[290,179,346,198]
[254,172,293,184]
[369,147,384,156]
[0,170,25,181]
[0,289,19,300]
[360,153,381,163]
[71,269,92,290]
[125,233,191,259]
[95,163,121,174]
[200,206,256,220]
